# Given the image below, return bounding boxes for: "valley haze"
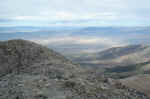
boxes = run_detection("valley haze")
[0,26,150,56]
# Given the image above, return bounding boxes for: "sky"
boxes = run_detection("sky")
[0,0,150,26]
[0,0,150,54]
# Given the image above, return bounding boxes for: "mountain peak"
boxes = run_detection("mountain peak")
[0,39,79,78]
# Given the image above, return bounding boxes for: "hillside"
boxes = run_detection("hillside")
[0,39,81,78]
[0,39,148,99]
[96,45,148,60]
[71,44,150,67]
[99,45,150,65]
[96,45,150,79]
[120,74,150,97]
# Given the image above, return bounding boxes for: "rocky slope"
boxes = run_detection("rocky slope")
[0,39,149,99]
[0,39,82,78]
[120,74,150,97]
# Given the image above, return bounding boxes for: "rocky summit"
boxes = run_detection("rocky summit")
[0,39,149,99]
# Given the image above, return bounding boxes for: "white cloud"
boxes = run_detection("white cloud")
[12,12,116,21]
[1,0,150,26]
[30,36,127,54]
[14,16,40,20]
[31,36,125,47]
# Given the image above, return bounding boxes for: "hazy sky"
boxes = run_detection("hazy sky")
[0,0,150,26]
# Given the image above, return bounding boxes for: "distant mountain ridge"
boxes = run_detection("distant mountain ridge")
[96,44,149,60]
[72,44,150,67]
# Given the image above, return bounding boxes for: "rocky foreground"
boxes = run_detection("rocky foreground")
[0,39,149,99]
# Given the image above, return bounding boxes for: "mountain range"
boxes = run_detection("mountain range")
[0,39,149,99]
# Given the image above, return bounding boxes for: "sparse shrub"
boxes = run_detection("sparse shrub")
[64,80,76,88]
